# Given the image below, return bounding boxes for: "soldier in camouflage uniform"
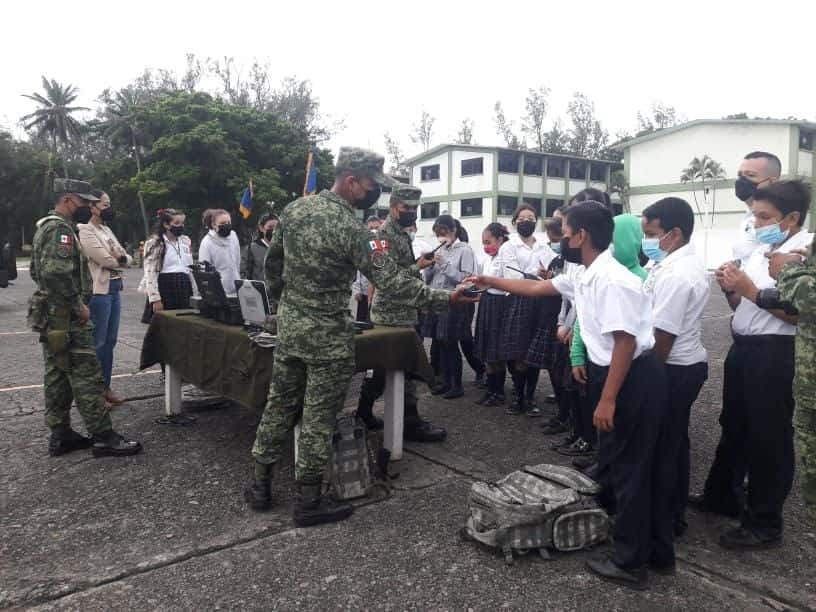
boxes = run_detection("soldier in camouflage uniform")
[355,184,446,442]
[247,148,467,527]
[30,179,142,458]
[771,240,816,522]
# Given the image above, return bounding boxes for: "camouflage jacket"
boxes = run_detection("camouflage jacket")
[370,217,422,327]
[30,211,87,317]
[264,190,449,360]
[777,237,816,404]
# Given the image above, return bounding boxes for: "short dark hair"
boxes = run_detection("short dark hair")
[569,188,610,207]
[544,218,563,236]
[511,203,538,223]
[744,151,782,177]
[753,179,811,226]
[564,201,614,251]
[642,197,695,241]
[556,204,570,216]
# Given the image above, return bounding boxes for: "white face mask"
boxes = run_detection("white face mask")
[407,231,416,242]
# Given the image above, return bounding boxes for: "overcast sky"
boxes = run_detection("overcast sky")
[3,0,814,160]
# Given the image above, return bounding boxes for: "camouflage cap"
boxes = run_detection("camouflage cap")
[53,178,100,202]
[390,184,421,207]
[336,146,398,187]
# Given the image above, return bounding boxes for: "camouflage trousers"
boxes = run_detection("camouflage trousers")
[794,401,816,519]
[42,325,111,435]
[252,353,355,481]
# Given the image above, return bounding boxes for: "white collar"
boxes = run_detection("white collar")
[658,242,694,268]
[579,249,613,285]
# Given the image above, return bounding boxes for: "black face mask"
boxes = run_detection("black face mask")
[560,237,583,265]
[517,220,536,238]
[72,206,93,224]
[217,224,232,237]
[735,175,759,202]
[169,225,185,237]
[397,210,417,228]
[354,183,382,210]
[100,208,115,223]
[264,229,275,241]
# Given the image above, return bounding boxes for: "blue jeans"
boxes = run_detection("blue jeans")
[89,278,122,388]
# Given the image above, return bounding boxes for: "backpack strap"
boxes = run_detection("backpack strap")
[523,464,601,495]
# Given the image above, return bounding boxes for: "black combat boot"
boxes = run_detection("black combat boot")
[90,430,142,457]
[354,397,384,431]
[293,478,354,527]
[244,462,273,511]
[48,427,93,457]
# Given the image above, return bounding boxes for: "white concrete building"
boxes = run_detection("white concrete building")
[401,144,619,246]
[616,119,816,268]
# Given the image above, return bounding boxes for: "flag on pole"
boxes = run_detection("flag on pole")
[303,149,318,196]
[238,179,254,219]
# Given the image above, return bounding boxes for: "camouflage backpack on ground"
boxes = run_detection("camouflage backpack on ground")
[461,463,609,564]
[328,415,394,501]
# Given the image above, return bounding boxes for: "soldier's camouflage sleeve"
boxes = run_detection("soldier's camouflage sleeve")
[38,224,83,310]
[264,222,285,301]
[353,226,449,312]
[778,257,816,313]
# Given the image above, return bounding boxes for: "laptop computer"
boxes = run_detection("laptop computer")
[235,279,271,328]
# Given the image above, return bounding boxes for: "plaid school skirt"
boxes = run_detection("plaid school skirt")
[474,292,509,363]
[141,272,193,324]
[525,317,559,369]
[420,303,472,342]
[498,295,541,361]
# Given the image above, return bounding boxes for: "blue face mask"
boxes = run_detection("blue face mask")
[550,241,562,255]
[754,222,789,245]
[641,236,668,263]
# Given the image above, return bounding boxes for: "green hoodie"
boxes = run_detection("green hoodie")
[570,214,646,367]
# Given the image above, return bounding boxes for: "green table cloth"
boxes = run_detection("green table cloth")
[140,311,433,408]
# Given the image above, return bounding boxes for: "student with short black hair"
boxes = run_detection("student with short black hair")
[467,201,671,590]
[693,180,811,549]
[641,197,710,537]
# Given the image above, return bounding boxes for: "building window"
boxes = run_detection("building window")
[523,197,542,217]
[461,198,483,217]
[421,201,440,219]
[547,157,565,178]
[523,155,543,176]
[497,195,518,216]
[461,157,483,176]
[546,198,564,217]
[498,151,520,173]
[590,162,607,182]
[569,160,587,180]
[801,130,815,151]
[421,164,440,181]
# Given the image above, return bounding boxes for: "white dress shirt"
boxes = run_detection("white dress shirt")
[497,234,557,278]
[552,249,655,366]
[732,229,813,336]
[482,254,508,295]
[643,243,709,366]
[161,235,194,273]
[732,211,761,265]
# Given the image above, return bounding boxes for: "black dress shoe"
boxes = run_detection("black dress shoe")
[475,391,494,405]
[586,556,647,591]
[687,493,741,518]
[719,526,782,551]
[648,560,677,576]
[431,384,451,396]
[404,420,447,442]
[572,456,595,471]
[544,393,557,404]
[483,394,506,407]
[557,438,595,457]
[442,386,464,400]
[550,434,577,450]
[540,418,570,435]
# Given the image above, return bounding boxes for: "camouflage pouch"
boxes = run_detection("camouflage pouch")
[46,329,69,355]
[27,291,49,332]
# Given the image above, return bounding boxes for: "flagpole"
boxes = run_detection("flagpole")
[303,151,314,197]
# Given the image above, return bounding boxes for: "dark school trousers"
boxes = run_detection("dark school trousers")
[664,361,708,534]
[589,353,672,569]
[702,334,795,538]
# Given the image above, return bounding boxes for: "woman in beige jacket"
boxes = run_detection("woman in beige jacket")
[78,191,132,406]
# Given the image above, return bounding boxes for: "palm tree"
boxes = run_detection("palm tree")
[680,155,727,226]
[21,76,88,179]
[99,87,149,237]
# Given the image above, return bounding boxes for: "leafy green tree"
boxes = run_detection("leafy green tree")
[455,119,475,145]
[493,101,524,149]
[566,92,608,158]
[522,86,551,151]
[21,76,89,179]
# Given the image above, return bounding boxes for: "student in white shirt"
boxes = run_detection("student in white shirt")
[696,180,810,550]
[732,151,782,266]
[640,197,710,538]
[467,201,671,590]
[198,208,241,295]
[474,222,511,406]
[139,208,196,323]
[496,203,556,416]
